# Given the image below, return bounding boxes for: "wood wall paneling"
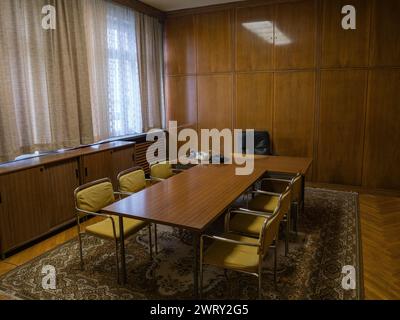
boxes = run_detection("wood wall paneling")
[236,5,275,71]
[316,70,367,185]
[198,74,233,130]
[274,0,317,69]
[363,69,400,189]
[198,74,233,153]
[196,10,233,73]
[322,0,371,67]
[177,124,198,153]
[165,75,197,126]
[164,0,400,191]
[165,15,196,75]
[235,72,273,132]
[273,72,315,158]
[370,0,400,66]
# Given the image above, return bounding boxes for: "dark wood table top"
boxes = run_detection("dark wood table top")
[102,156,312,232]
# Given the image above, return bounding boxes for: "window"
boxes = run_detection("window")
[107,3,142,136]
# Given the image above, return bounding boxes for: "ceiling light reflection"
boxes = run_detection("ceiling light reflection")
[242,21,291,46]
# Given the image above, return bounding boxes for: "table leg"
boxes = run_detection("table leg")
[193,232,199,299]
[301,174,305,215]
[119,216,127,284]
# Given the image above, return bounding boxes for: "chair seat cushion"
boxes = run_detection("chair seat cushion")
[248,194,279,212]
[229,213,270,237]
[203,233,260,273]
[86,216,147,239]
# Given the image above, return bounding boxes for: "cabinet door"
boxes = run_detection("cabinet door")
[111,146,136,188]
[42,159,80,228]
[82,151,112,184]
[0,168,47,253]
[0,175,8,254]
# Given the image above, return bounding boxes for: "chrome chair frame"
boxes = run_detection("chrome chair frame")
[200,200,283,299]
[117,166,156,255]
[259,172,302,235]
[240,181,293,256]
[224,208,280,283]
[149,162,184,241]
[74,177,149,283]
[74,178,121,281]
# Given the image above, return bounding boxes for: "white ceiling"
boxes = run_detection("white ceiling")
[141,0,244,12]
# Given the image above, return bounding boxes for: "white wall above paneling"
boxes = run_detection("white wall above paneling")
[141,0,245,11]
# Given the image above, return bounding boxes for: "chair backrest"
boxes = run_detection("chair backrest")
[259,188,291,255]
[240,130,272,155]
[291,173,302,202]
[150,161,173,179]
[74,178,115,213]
[118,166,146,193]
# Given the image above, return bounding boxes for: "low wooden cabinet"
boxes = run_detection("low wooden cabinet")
[0,141,137,256]
[43,159,80,229]
[82,145,136,188]
[0,168,48,253]
[82,150,113,184]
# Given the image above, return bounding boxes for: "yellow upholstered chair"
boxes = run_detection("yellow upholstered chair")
[149,162,185,244]
[74,178,150,282]
[117,166,152,194]
[150,161,182,182]
[232,177,294,256]
[200,189,291,299]
[259,173,303,234]
[117,166,157,254]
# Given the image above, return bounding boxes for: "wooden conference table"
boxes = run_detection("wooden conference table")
[102,155,312,297]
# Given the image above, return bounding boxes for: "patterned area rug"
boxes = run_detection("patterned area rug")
[0,187,363,300]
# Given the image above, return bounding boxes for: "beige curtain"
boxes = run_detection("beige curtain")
[0,0,94,162]
[135,12,165,131]
[0,0,165,163]
[82,0,110,142]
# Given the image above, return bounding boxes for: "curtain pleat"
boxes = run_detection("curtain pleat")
[0,0,165,163]
[135,12,165,132]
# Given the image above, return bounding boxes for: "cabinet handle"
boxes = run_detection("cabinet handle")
[0,192,2,204]
[85,168,88,177]
[75,169,79,179]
